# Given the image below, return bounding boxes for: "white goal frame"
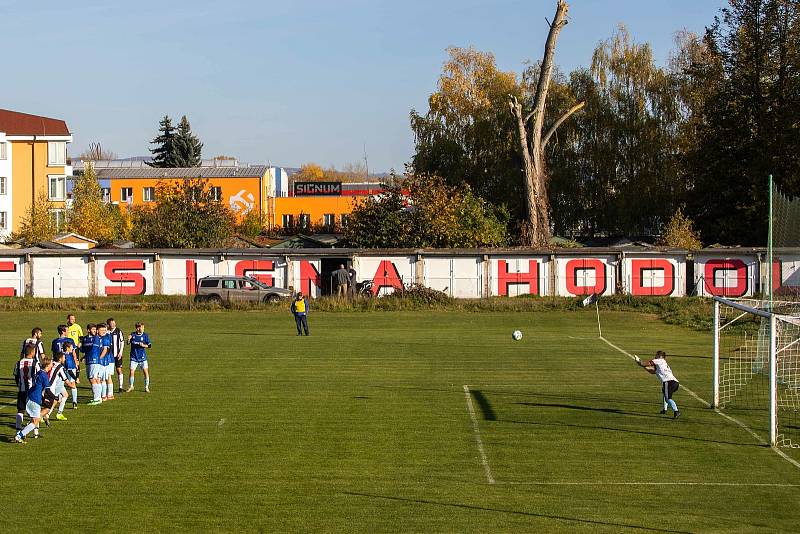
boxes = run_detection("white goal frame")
[712,296,796,447]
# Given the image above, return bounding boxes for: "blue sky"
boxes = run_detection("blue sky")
[2,0,726,171]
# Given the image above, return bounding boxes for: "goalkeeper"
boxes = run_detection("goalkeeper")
[634,351,681,419]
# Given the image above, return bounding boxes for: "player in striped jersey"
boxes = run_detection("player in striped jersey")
[635,350,681,419]
[20,327,46,364]
[47,351,75,421]
[13,344,41,431]
[62,340,80,409]
[108,318,125,394]
[127,322,152,392]
[15,353,52,443]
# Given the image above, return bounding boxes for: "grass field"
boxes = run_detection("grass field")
[1,307,799,533]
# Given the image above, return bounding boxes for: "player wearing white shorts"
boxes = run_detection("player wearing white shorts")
[127,322,152,393]
[83,326,105,406]
[13,344,41,431]
[15,354,52,443]
[62,340,80,409]
[635,350,681,418]
[96,323,114,401]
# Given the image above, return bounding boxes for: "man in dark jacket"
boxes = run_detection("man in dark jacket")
[333,264,349,298]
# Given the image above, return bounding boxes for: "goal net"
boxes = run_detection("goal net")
[713,297,800,448]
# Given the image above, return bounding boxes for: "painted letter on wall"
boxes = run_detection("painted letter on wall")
[496,260,539,296]
[630,259,675,296]
[104,260,146,295]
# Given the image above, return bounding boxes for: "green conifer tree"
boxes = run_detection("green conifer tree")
[148,115,178,168]
[174,115,203,167]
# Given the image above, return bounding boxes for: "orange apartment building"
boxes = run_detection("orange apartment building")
[0,109,72,236]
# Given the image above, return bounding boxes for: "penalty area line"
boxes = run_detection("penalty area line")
[463,385,495,484]
[495,481,800,487]
[598,335,800,470]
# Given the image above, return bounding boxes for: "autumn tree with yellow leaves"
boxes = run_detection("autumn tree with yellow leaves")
[66,162,129,245]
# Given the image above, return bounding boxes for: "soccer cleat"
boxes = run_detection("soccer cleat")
[14,432,25,444]
[55,413,67,421]
[101,396,108,401]
[145,386,150,393]
[87,399,101,406]
[659,409,666,415]
[126,386,134,392]
[43,417,50,428]
[107,396,115,401]
[674,411,681,419]
[73,402,78,410]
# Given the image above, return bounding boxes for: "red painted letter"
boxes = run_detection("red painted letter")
[703,259,747,297]
[565,259,607,296]
[497,260,539,296]
[372,260,404,295]
[0,261,17,296]
[630,259,675,296]
[105,260,146,295]
[299,261,321,297]
[235,260,274,286]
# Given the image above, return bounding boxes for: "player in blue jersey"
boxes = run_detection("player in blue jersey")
[81,323,96,382]
[127,322,152,393]
[97,323,114,401]
[83,324,106,406]
[62,340,80,409]
[15,353,52,443]
[51,325,72,356]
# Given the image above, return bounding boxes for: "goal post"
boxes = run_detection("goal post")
[712,296,799,449]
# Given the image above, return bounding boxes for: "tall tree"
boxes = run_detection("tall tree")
[66,162,125,245]
[509,0,584,246]
[683,0,800,245]
[174,115,203,167]
[11,189,57,246]
[147,115,178,168]
[410,47,525,225]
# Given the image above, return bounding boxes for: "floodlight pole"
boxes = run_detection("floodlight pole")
[712,299,720,408]
[768,174,773,311]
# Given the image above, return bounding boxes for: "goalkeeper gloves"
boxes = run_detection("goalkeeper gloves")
[633,355,641,364]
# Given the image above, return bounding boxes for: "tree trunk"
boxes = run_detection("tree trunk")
[510,0,581,247]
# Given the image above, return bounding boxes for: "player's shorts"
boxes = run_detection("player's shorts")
[26,399,42,419]
[105,362,114,379]
[662,380,680,400]
[17,391,27,411]
[130,360,148,371]
[53,384,67,397]
[66,369,78,382]
[42,389,57,409]
[89,363,104,379]
[114,356,123,368]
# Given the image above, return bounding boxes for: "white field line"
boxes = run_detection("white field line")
[463,385,495,485]
[496,481,800,487]
[599,335,800,470]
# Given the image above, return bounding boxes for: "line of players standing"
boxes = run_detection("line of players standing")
[12,313,152,444]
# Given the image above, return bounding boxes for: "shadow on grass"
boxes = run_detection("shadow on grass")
[342,491,693,533]
[471,390,496,421]
[514,401,643,416]
[504,418,757,447]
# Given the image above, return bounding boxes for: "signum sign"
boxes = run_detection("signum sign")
[294,182,342,196]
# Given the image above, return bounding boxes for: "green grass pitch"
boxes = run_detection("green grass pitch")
[1,309,799,532]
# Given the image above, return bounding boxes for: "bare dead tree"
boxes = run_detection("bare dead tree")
[510,0,585,247]
[79,142,116,161]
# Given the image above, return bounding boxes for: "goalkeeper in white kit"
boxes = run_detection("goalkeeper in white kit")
[634,350,681,419]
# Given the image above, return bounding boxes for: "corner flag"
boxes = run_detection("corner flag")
[581,293,598,307]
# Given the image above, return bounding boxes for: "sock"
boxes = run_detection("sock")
[101,381,107,398]
[58,395,67,414]
[21,422,35,437]
[16,413,23,430]
[107,382,114,396]
[118,373,123,390]
[33,425,39,437]
[129,375,135,388]
[662,400,668,411]
[145,377,150,388]
[667,399,678,412]
[71,388,78,403]
[91,383,101,401]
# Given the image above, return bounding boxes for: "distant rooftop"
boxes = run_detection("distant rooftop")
[0,109,70,136]
[94,166,269,179]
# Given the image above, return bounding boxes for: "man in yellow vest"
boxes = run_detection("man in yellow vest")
[291,292,310,336]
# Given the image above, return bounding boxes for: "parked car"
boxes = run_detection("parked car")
[196,276,292,304]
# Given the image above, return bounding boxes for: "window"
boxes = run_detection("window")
[143,187,155,202]
[48,175,66,200]
[0,177,6,195]
[323,213,335,228]
[50,209,65,230]
[211,187,222,201]
[101,188,111,203]
[282,214,294,228]
[340,214,349,228]
[222,280,236,289]
[48,141,66,165]
[0,142,6,160]
[121,187,133,203]
[238,280,258,290]
[0,212,6,229]
[299,214,310,228]
[199,279,219,288]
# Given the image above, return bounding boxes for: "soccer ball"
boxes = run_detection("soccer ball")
[512,330,523,341]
